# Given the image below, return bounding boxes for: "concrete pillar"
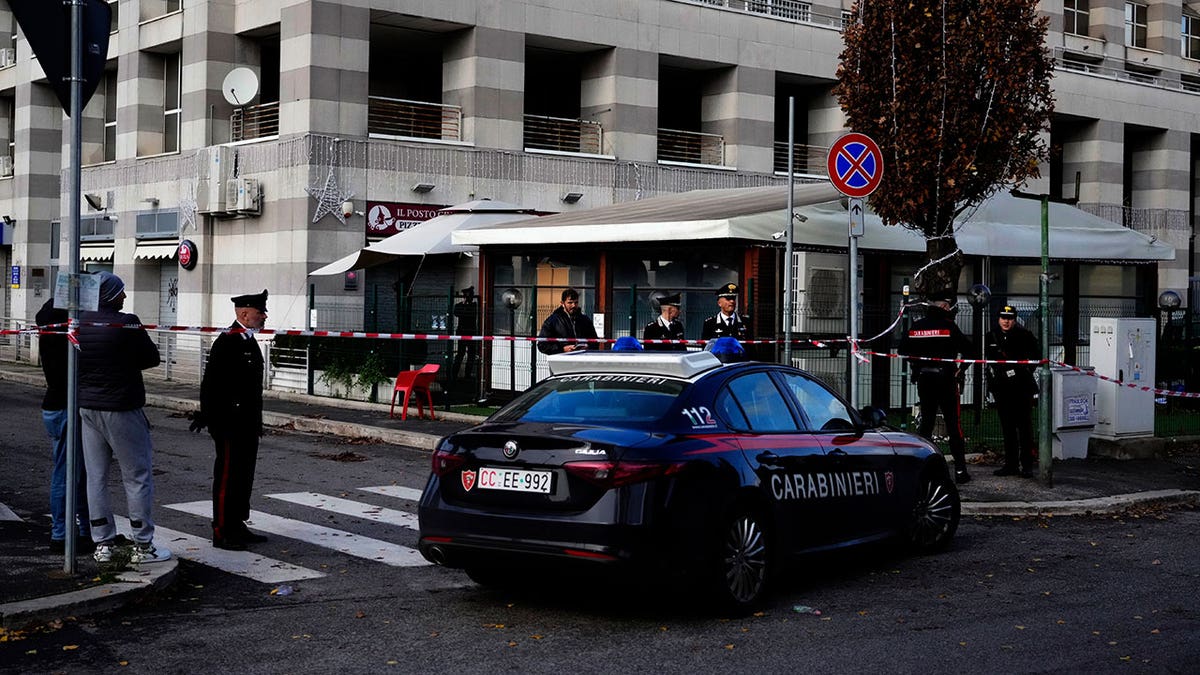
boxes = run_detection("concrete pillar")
[443,26,524,151]
[1131,128,1190,298]
[279,0,369,137]
[181,4,241,147]
[806,85,845,154]
[581,47,657,162]
[701,65,773,172]
[14,81,63,319]
[1060,118,1123,206]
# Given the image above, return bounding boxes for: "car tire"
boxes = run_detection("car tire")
[906,467,961,552]
[708,507,771,612]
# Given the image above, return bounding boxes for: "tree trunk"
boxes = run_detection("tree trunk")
[913,235,964,298]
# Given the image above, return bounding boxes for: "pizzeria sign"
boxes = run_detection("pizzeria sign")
[365,201,448,237]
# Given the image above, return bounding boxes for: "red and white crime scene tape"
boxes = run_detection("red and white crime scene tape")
[8,319,1198,399]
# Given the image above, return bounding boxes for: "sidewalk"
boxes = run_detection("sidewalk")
[2,361,1198,630]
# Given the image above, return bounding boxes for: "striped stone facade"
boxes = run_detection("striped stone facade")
[0,0,1194,332]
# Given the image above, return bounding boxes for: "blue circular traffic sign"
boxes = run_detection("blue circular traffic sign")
[826,133,883,198]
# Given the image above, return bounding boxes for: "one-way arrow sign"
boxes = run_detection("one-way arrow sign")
[848,197,865,237]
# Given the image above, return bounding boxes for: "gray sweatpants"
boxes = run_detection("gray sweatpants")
[80,408,156,544]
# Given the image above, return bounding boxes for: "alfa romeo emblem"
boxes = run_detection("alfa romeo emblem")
[503,440,520,459]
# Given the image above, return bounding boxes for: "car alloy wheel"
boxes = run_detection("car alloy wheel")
[907,470,961,552]
[718,511,770,608]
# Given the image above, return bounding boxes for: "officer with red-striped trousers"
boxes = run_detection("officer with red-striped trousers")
[190,290,270,550]
[898,290,976,483]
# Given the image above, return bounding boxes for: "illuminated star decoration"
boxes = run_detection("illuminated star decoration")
[306,164,354,224]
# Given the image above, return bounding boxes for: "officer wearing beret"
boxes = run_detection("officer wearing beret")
[642,292,687,351]
[191,289,269,550]
[985,305,1040,478]
[701,283,751,342]
[898,290,976,483]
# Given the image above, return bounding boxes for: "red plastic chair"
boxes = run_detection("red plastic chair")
[390,364,440,420]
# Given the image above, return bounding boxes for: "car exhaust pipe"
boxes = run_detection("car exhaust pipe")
[426,545,448,566]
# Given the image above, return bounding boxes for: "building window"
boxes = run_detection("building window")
[135,210,179,238]
[108,1,118,33]
[163,53,180,153]
[1064,0,1089,37]
[1184,14,1200,60]
[1125,2,1147,48]
[103,70,117,162]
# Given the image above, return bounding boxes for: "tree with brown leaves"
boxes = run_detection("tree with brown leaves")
[835,0,1054,296]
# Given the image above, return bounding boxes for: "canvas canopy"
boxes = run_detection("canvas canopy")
[309,200,537,276]
[454,185,1174,262]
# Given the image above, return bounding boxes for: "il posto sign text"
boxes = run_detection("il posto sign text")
[365,202,447,237]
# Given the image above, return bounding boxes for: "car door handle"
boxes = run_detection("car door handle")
[826,448,848,457]
[756,451,784,467]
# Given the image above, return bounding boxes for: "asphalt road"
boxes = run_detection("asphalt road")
[1,380,1198,673]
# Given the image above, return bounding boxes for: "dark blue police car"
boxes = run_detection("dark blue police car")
[418,345,959,610]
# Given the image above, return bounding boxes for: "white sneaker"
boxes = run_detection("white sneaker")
[93,541,115,563]
[130,542,172,564]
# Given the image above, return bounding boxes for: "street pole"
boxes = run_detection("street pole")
[63,0,85,575]
[783,96,795,366]
[1038,196,1053,486]
[849,229,859,407]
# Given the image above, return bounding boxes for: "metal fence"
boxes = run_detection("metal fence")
[5,301,1198,446]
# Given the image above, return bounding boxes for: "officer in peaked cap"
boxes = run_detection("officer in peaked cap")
[701,282,751,343]
[231,289,269,312]
[985,304,1040,478]
[191,288,269,550]
[643,292,686,351]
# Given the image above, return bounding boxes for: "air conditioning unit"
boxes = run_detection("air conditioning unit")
[196,145,231,213]
[227,177,260,214]
[0,155,12,178]
[0,48,15,68]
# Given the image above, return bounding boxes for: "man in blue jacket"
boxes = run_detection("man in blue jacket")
[78,271,169,564]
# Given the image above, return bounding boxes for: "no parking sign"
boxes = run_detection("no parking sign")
[826,133,883,198]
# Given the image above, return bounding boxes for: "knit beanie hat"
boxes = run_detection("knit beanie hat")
[97,271,126,305]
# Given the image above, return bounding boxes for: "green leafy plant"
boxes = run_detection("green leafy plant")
[356,351,393,401]
[318,355,360,398]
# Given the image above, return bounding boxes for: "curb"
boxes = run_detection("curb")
[0,558,178,630]
[962,489,1200,517]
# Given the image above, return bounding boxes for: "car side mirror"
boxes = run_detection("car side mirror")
[857,406,887,429]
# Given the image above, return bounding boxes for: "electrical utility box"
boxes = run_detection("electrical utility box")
[1050,365,1096,459]
[1089,318,1156,439]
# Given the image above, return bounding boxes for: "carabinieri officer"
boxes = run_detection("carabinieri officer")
[701,282,751,342]
[191,289,270,550]
[643,292,687,351]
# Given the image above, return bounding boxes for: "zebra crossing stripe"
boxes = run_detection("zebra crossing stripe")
[266,492,419,531]
[359,485,425,502]
[112,516,325,583]
[165,501,429,567]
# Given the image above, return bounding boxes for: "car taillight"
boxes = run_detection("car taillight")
[431,448,466,476]
[563,460,684,488]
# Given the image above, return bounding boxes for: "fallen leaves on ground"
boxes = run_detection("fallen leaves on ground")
[309,450,370,462]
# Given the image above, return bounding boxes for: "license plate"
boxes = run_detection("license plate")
[476,467,553,494]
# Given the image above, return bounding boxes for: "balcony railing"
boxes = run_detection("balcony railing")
[1053,47,1200,95]
[523,114,604,155]
[368,96,462,142]
[679,0,843,29]
[657,128,726,166]
[230,101,279,142]
[773,141,830,176]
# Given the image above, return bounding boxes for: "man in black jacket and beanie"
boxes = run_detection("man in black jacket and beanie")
[191,289,269,550]
[984,305,1040,478]
[898,290,976,483]
[78,271,168,564]
[537,288,597,355]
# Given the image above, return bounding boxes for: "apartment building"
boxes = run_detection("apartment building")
[0,0,1194,338]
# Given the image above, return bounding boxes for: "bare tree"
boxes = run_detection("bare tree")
[835,0,1054,295]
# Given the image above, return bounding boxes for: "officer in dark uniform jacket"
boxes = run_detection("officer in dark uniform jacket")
[701,283,751,342]
[191,289,269,550]
[898,290,976,483]
[643,292,686,351]
[984,305,1040,478]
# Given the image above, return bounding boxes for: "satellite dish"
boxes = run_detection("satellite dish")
[222,67,259,106]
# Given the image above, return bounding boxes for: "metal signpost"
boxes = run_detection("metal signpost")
[826,133,883,407]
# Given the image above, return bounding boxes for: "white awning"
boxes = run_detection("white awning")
[80,245,114,261]
[454,185,1174,262]
[133,242,178,260]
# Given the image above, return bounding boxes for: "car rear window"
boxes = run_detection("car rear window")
[493,376,687,424]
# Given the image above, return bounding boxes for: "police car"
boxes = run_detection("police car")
[417,340,960,610]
